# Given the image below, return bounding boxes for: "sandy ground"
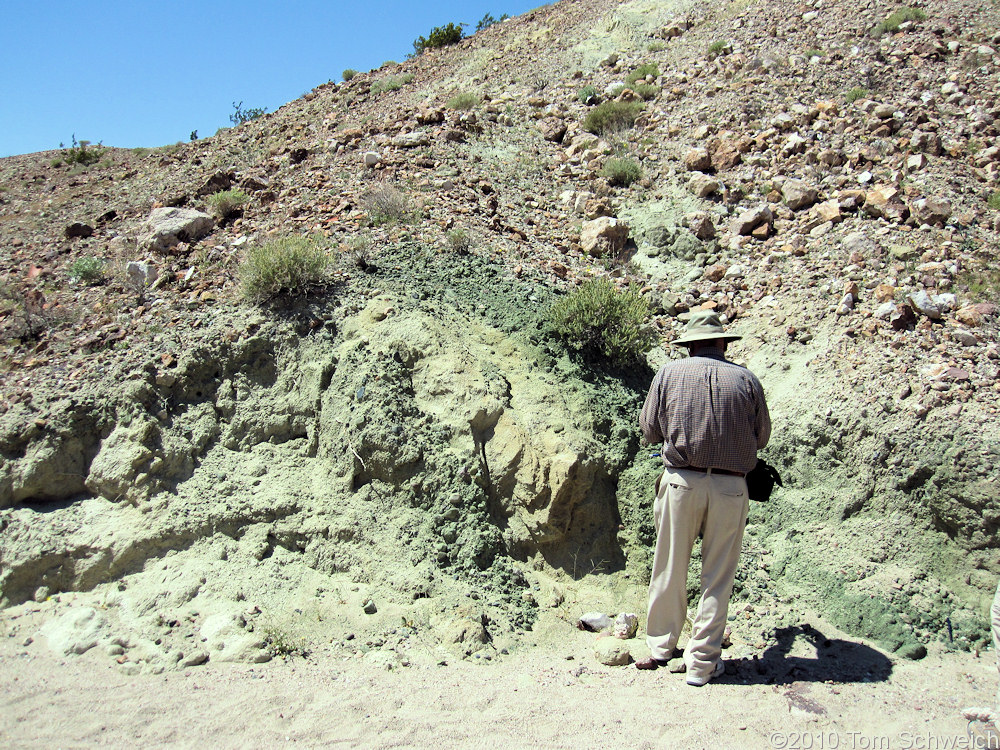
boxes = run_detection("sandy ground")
[3,604,998,750]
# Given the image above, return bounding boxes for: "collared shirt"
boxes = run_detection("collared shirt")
[639,350,771,475]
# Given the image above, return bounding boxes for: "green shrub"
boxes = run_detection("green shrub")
[577,85,598,104]
[475,13,508,32]
[446,92,480,110]
[206,189,249,219]
[230,101,267,126]
[988,191,1000,210]
[874,6,927,35]
[804,48,825,58]
[583,100,643,135]
[845,86,870,104]
[370,73,415,95]
[957,263,1000,302]
[413,22,464,56]
[239,236,330,303]
[62,136,104,166]
[548,278,657,366]
[707,40,729,55]
[343,68,359,81]
[446,228,471,254]
[625,63,660,86]
[361,183,410,224]
[601,157,643,187]
[68,256,105,285]
[629,83,660,100]
[262,623,310,659]
[648,41,666,52]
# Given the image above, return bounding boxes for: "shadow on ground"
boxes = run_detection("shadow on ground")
[729,623,894,686]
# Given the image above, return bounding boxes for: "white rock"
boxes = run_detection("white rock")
[593,637,631,666]
[391,132,430,148]
[613,613,639,639]
[125,261,158,288]
[139,208,215,254]
[578,612,613,631]
[580,217,629,257]
[40,607,105,656]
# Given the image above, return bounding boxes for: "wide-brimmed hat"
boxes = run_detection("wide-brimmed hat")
[672,310,741,346]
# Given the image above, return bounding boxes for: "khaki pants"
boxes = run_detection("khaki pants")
[992,580,1000,708]
[646,467,749,681]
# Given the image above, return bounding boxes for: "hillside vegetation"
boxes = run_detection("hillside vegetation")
[1,0,1000,676]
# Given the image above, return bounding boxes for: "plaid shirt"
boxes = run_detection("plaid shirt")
[640,351,771,475]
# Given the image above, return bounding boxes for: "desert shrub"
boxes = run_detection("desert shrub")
[475,13,508,32]
[68,256,105,285]
[262,624,310,659]
[370,73,415,95]
[601,157,643,187]
[230,101,267,126]
[413,22,464,56]
[583,100,643,135]
[707,40,729,55]
[874,7,927,35]
[625,63,660,86]
[630,83,660,100]
[987,191,1000,210]
[361,183,410,224]
[648,41,666,52]
[577,85,598,104]
[342,68,358,81]
[447,92,480,110]
[548,277,657,366]
[845,86,870,104]
[0,280,52,339]
[804,48,825,58]
[62,136,104,166]
[346,235,373,271]
[445,228,471,254]
[206,189,249,219]
[239,236,330,303]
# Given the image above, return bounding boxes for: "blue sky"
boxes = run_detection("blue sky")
[1,1,544,158]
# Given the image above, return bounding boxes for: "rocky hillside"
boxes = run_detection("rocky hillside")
[2,0,1000,672]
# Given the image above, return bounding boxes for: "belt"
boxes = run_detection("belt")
[671,466,746,478]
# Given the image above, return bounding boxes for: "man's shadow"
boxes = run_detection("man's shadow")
[728,623,894,685]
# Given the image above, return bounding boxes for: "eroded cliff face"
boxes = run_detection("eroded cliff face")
[1,249,998,669]
[0,272,647,669]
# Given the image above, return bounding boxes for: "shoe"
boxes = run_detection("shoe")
[635,656,670,670]
[685,660,725,686]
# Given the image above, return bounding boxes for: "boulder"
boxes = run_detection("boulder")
[593,637,632,666]
[732,205,773,236]
[781,179,818,210]
[539,118,567,143]
[909,197,952,226]
[813,199,842,223]
[580,217,629,257]
[139,208,214,254]
[612,613,639,640]
[125,261,158,289]
[578,612,612,631]
[685,212,716,240]
[908,290,943,319]
[391,132,430,148]
[684,147,712,172]
[689,172,721,198]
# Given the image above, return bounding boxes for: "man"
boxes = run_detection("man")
[635,310,771,685]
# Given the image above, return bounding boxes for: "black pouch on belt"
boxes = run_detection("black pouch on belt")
[746,459,782,502]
